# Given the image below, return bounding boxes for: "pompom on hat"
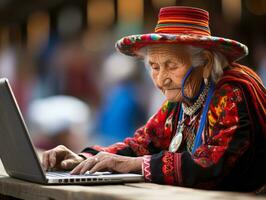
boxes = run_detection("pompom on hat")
[116,6,248,62]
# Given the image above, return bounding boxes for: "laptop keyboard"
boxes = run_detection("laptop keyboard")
[46,172,74,177]
[45,171,119,184]
[46,171,111,177]
[45,171,142,184]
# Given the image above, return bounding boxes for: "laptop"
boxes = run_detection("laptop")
[0,78,144,184]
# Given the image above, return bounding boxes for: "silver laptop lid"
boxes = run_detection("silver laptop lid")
[0,78,144,185]
[0,78,47,184]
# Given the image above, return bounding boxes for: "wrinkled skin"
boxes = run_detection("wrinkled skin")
[70,152,142,174]
[42,145,84,171]
[42,44,213,175]
[148,44,211,104]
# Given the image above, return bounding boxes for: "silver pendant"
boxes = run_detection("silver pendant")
[169,132,183,152]
[169,108,186,153]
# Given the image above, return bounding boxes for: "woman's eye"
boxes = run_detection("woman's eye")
[168,63,178,70]
[151,64,160,71]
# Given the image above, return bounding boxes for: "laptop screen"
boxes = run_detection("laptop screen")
[0,78,46,183]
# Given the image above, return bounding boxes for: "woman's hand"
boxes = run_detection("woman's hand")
[70,152,143,175]
[42,145,85,171]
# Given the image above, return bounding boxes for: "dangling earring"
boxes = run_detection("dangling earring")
[204,78,208,85]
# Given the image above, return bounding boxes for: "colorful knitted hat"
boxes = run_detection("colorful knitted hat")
[115,6,248,62]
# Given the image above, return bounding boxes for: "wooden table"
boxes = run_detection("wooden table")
[0,159,264,200]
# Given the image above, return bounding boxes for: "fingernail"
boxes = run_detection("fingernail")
[70,169,75,174]
[62,162,66,167]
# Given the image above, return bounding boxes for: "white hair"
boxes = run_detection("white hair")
[187,45,226,83]
[138,44,228,83]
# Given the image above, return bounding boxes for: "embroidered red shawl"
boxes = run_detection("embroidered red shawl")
[217,63,266,136]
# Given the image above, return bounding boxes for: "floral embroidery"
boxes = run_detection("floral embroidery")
[207,84,241,138]
[162,152,175,184]
[194,83,243,166]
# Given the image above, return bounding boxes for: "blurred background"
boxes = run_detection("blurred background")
[0,0,265,152]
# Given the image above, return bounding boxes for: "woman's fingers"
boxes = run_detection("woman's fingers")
[43,150,142,174]
[61,158,78,170]
[80,158,99,174]
[70,156,102,174]
[42,150,56,171]
[42,151,50,170]
[70,160,86,174]
[89,160,108,174]
[42,145,87,171]
[79,162,91,174]
[69,154,142,175]
[42,145,67,171]
[49,150,56,168]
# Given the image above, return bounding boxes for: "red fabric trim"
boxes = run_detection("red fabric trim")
[92,142,129,154]
[174,153,183,185]
[143,155,152,182]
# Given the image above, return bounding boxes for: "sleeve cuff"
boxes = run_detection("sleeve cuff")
[142,155,152,182]
[78,152,93,159]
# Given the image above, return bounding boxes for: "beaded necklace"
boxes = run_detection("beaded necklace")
[182,82,210,116]
[169,81,215,153]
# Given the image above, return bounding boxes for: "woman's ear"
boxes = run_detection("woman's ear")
[202,50,213,80]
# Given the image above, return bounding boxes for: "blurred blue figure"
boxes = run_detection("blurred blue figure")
[95,52,146,145]
[255,44,266,86]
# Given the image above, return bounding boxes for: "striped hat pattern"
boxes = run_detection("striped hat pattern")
[116,6,248,62]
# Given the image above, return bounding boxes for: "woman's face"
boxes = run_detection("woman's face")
[147,44,203,102]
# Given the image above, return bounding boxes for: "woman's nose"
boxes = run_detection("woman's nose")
[158,70,171,87]
[163,78,171,86]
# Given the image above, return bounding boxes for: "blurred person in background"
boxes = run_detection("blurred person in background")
[42,6,265,191]
[35,37,101,109]
[0,43,36,114]
[27,95,91,153]
[94,52,146,145]
[0,46,16,86]
[254,42,266,86]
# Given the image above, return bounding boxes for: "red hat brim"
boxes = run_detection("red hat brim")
[115,33,248,62]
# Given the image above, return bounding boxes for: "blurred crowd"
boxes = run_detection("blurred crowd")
[0,0,265,152]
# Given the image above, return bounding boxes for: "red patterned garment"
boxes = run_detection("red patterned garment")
[81,65,266,191]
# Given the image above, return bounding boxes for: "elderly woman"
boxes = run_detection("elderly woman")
[42,7,266,191]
